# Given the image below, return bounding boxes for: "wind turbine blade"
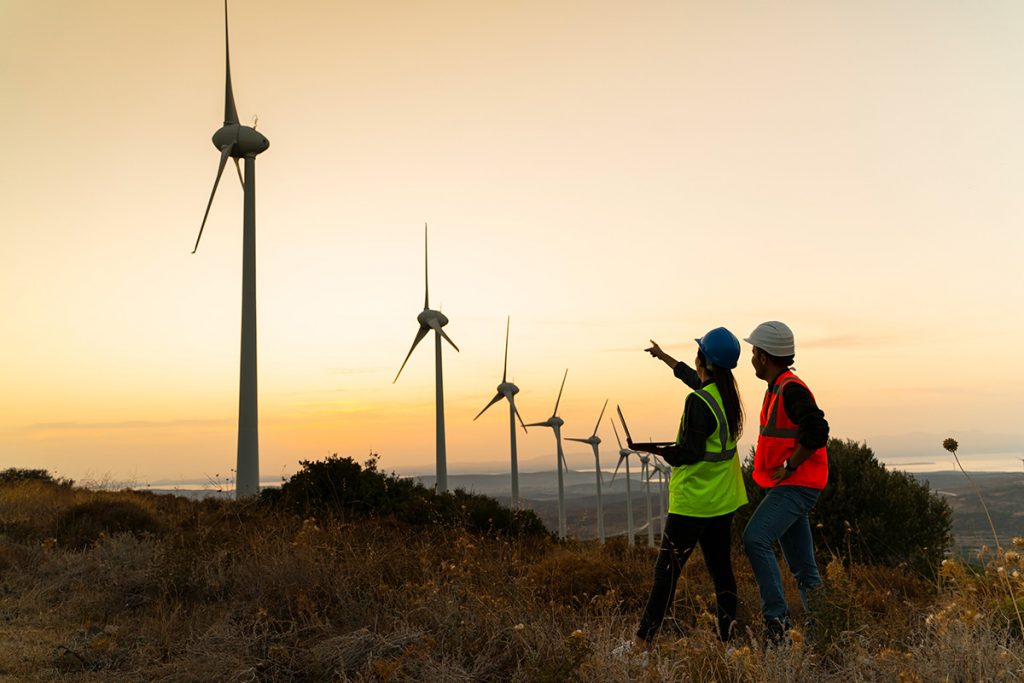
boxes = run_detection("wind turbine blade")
[565,437,590,444]
[423,223,429,310]
[616,404,634,444]
[428,319,460,352]
[513,403,528,433]
[611,420,624,450]
[192,143,234,254]
[393,325,429,383]
[502,316,510,383]
[474,392,504,420]
[524,421,549,428]
[233,157,244,189]
[440,329,460,352]
[592,398,609,437]
[553,368,568,416]
[610,455,624,484]
[223,0,239,126]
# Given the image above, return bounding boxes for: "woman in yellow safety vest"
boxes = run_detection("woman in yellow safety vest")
[625,327,748,647]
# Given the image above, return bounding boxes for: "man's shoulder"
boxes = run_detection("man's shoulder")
[780,373,813,397]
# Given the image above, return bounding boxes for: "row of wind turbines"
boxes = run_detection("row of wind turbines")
[190,2,674,544]
[394,226,672,543]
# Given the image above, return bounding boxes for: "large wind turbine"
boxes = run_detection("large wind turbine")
[473,317,528,507]
[191,0,270,498]
[610,421,638,546]
[526,369,570,539]
[394,224,459,493]
[565,399,609,543]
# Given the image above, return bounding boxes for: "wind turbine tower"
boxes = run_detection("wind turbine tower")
[526,370,570,539]
[648,457,671,538]
[191,0,270,498]
[566,399,609,543]
[474,317,528,507]
[639,453,654,546]
[394,224,460,493]
[610,421,638,546]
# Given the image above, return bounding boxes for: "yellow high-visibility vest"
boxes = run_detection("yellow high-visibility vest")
[669,382,748,518]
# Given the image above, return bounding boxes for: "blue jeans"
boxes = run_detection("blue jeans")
[742,485,822,621]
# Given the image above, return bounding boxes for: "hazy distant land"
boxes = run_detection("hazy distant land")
[399,469,1024,555]
[148,466,1024,558]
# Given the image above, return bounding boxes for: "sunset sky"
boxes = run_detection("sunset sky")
[2,0,1023,485]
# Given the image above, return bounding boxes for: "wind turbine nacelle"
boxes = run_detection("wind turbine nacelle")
[498,382,520,397]
[549,416,564,428]
[619,449,632,458]
[417,309,449,327]
[212,124,270,157]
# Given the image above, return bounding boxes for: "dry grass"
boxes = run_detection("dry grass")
[0,481,1021,682]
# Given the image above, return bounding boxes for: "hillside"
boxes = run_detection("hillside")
[0,475,1021,681]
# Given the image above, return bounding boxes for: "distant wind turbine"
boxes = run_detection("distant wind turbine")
[655,458,671,510]
[191,0,270,498]
[638,452,654,546]
[566,399,609,543]
[394,224,459,493]
[648,457,671,539]
[473,317,528,507]
[526,369,570,539]
[610,421,639,546]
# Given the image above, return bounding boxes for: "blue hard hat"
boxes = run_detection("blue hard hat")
[695,327,741,369]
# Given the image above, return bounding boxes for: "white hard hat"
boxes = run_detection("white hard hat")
[743,321,795,356]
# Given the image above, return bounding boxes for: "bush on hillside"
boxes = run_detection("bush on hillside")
[55,498,164,549]
[736,438,953,576]
[262,454,549,538]
[0,468,73,488]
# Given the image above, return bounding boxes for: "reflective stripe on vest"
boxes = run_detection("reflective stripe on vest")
[673,384,737,462]
[759,378,800,438]
[692,389,737,462]
[753,370,829,490]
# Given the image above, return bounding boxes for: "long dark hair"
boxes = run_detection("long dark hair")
[697,350,744,440]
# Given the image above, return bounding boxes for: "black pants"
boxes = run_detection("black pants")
[636,512,738,642]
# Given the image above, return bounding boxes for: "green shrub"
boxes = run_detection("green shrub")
[263,454,549,538]
[0,468,73,488]
[55,498,163,549]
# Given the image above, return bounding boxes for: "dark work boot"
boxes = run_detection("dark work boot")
[764,616,792,645]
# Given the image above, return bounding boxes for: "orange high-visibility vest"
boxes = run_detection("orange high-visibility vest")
[753,370,828,489]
